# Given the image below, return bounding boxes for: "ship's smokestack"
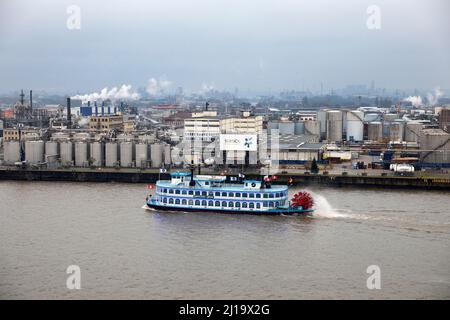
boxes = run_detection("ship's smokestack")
[67,97,72,129]
[189,161,195,186]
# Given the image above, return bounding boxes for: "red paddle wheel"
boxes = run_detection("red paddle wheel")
[291,191,314,210]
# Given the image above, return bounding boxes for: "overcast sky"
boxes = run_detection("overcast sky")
[0,0,449,94]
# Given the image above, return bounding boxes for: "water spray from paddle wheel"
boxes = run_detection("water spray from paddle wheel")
[291,191,314,210]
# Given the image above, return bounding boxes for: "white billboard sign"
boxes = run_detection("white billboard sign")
[220,134,257,151]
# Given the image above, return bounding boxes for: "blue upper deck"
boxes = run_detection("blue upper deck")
[170,172,192,177]
[157,173,288,193]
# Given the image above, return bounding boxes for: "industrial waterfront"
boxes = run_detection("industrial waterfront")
[1,0,450,304]
[0,181,449,299]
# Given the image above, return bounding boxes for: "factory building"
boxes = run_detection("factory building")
[183,111,221,142]
[260,134,323,163]
[89,115,125,131]
[163,110,192,128]
[3,127,41,141]
[221,111,263,134]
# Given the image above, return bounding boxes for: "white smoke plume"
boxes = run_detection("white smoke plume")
[71,84,140,102]
[146,78,172,95]
[403,96,422,107]
[201,83,215,93]
[427,87,443,106]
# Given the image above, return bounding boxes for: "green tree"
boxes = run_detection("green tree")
[311,158,319,174]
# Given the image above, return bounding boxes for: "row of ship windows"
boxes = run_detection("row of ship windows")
[157,188,286,199]
[159,197,284,208]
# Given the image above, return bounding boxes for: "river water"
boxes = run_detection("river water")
[0,181,449,299]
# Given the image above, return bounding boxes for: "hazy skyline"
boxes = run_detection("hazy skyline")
[1,0,449,94]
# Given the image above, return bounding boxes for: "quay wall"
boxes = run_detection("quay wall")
[1,168,449,190]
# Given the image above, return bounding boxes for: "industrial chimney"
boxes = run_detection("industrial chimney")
[20,89,25,105]
[29,90,33,111]
[67,97,72,129]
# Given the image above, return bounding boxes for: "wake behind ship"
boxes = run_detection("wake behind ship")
[145,172,314,215]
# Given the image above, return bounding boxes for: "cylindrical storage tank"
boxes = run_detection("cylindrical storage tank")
[304,120,320,136]
[105,142,118,167]
[326,110,343,142]
[120,142,133,167]
[135,143,148,168]
[25,140,44,164]
[45,141,59,164]
[382,122,390,139]
[150,143,164,168]
[75,142,88,167]
[317,110,328,140]
[59,141,73,165]
[278,121,295,135]
[294,121,305,135]
[368,122,383,141]
[346,110,364,142]
[163,144,171,165]
[384,113,399,122]
[3,141,21,164]
[364,113,381,122]
[389,122,404,142]
[267,121,279,133]
[89,142,103,167]
[405,122,423,142]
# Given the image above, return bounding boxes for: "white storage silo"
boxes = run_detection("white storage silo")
[294,121,305,135]
[404,122,423,142]
[384,113,399,122]
[346,110,364,142]
[25,140,44,164]
[163,144,171,165]
[75,142,88,167]
[4,141,21,164]
[278,121,295,135]
[326,110,343,142]
[267,121,279,133]
[364,113,381,122]
[135,143,148,168]
[59,141,73,165]
[105,142,118,167]
[90,142,104,167]
[389,122,404,142]
[120,142,133,167]
[150,143,164,168]
[45,141,59,164]
[368,122,383,142]
[304,120,320,136]
[317,110,328,140]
